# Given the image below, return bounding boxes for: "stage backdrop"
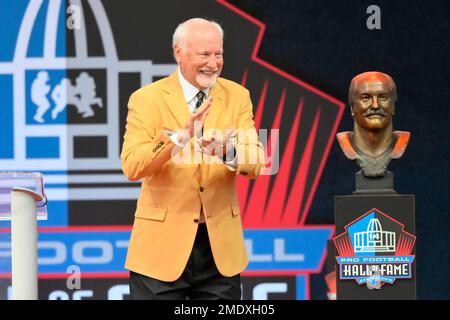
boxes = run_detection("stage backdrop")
[0,0,347,299]
[227,0,450,299]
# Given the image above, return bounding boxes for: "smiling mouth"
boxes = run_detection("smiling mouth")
[200,70,216,76]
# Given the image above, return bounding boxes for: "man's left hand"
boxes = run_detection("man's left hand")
[198,129,236,158]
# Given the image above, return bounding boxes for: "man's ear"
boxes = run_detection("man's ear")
[173,45,182,64]
[391,103,395,116]
[350,105,355,117]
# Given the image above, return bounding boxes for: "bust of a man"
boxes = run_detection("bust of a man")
[337,71,410,177]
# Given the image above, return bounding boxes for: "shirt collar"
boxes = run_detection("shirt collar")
[177,67,209,103]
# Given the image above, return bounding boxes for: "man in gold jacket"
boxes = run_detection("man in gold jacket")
[121,18,265,299]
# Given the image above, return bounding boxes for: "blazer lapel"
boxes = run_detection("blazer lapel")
[162,71,191,128]
[204,81,225,133]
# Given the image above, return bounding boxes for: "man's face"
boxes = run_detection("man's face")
[351,78,395,132]
[174,24,223,90]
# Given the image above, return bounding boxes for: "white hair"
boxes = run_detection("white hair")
[172,18,224,48]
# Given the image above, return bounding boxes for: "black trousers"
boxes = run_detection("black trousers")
[130,223,241,300]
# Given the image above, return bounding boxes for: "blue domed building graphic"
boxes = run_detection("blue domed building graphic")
[354,218,396,253]
[0,0,176,224]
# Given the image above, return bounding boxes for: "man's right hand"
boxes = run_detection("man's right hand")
[171,97,212,146]
[183,97,213,137]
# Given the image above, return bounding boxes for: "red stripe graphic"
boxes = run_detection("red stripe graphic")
[395,232,416,255]
[344,236,355,257]
[241,69,248,87]
[260,98,303,227]
[334,233,354,256]
[244,89,286,227]
[283,109,321,226]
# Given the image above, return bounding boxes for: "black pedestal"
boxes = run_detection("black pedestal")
[333,172,416,300]
[354,171,395,194]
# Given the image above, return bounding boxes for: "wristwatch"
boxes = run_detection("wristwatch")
[223,132,238,163]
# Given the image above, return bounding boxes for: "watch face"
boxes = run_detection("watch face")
[230,134,238,146]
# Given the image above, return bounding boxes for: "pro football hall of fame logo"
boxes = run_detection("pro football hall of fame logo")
[334,208,416,289]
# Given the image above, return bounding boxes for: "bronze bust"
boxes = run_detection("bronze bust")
[337,71,410,177]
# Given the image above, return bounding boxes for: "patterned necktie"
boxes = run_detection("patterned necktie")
[194,91,206,112]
